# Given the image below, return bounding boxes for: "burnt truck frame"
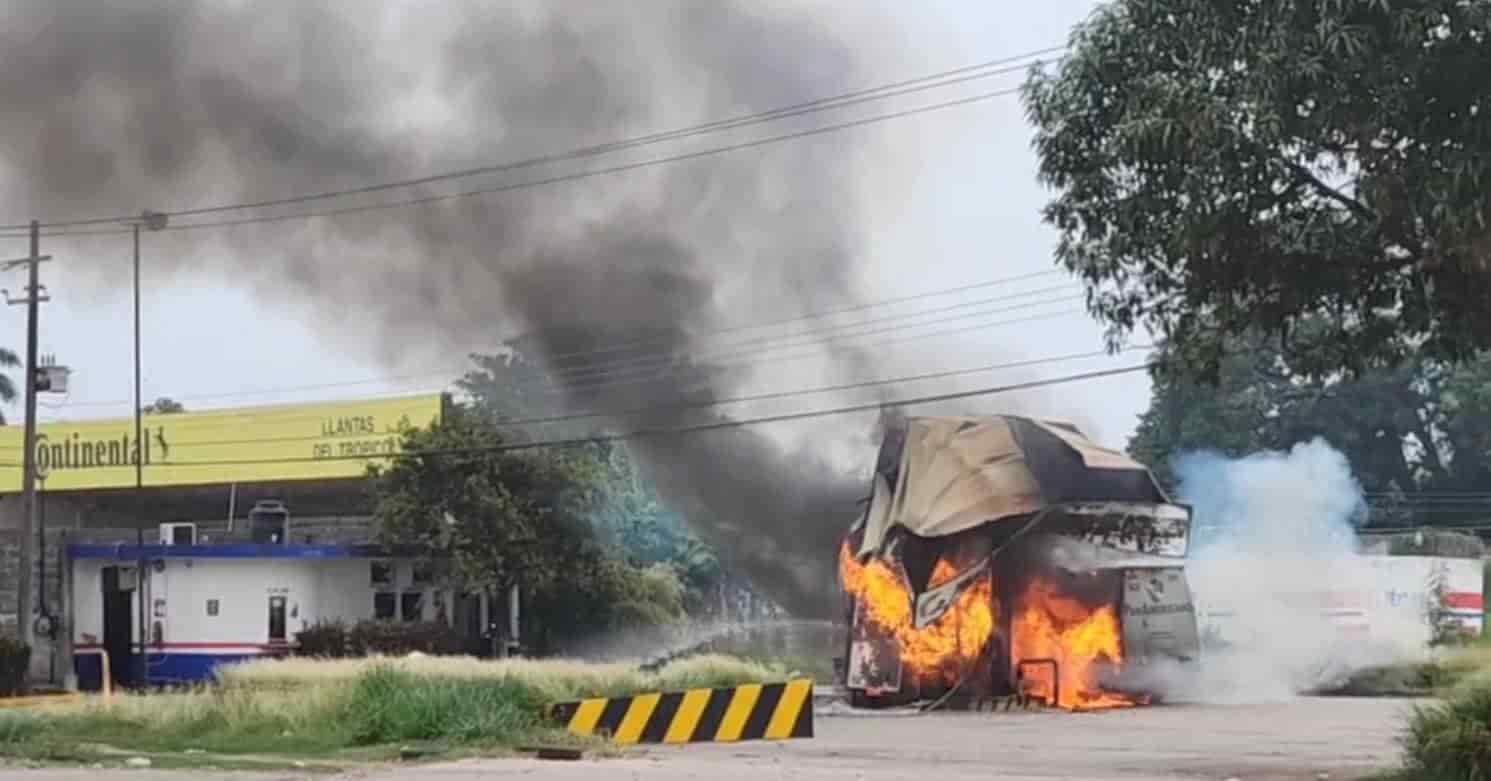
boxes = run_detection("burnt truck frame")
[843,500,1201,707]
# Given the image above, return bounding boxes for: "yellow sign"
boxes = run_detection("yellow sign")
[0,394,444,493]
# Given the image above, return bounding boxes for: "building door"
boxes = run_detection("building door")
[268,596,287,645]
[455,593,484,656]
[101,567,135,688]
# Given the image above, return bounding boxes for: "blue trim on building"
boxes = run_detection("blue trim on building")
[146,652,261,684]
[66,543,390,560]
[73,652,264,689]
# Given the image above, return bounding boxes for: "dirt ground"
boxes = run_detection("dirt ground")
[0,697,1415,780]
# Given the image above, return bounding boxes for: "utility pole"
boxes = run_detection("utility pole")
[2,221,49,666]
[126,211,167,688]
[133,220,144,687]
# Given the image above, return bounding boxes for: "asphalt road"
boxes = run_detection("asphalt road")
[0,697,1415,781]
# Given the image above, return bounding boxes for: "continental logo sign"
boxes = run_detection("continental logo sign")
[0,394,442,492]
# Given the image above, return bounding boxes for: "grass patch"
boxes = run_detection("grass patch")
[344,667,542,745]
[0,654,790,766]
[1320,645,1491,698]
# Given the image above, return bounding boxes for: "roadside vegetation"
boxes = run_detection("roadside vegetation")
[0,654,789,769]
[1322,645,1491,699]
[1384,658,1491,780]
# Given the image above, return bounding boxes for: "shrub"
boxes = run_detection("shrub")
[346,620,462,656]
[0,636,31,696]
[1402,676,1491,779]
[341,665,543,745]
[294,620,350,658]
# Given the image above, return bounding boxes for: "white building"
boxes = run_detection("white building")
[67,539,491,688]
[0,393,457,688]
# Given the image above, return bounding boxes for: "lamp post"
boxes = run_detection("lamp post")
[127,211,167,687]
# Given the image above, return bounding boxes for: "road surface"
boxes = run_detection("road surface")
[0,697,1415,780]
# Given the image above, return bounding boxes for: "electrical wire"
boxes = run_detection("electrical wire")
[540,269,1065,363]
[535,309,1087,396]
[0,83,1031,241]
[24,304,1084,425]
[42,271,1083,410]
[82,347,1151,450]
[541,293,1084,383]
[151,362,1151,468]
[13,306,1091,430]
[0,45,1065,233]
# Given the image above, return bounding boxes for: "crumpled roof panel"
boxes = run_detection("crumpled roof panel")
[857,415,1166,553]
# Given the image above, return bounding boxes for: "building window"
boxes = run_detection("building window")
[371,561,394,587]
[412,562,434,586]
[374,592,397,620]
[206,599,219,617]
[401,592,424,622]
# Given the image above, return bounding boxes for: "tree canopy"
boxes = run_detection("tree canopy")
[369,408,606,598]
[367,345,742,652]
[1025,0,1491,379]
[456,343,729,611]
[142,397,185,415]
[1130,333,1491,525]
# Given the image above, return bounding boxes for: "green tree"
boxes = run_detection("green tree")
[1025,0,1491,380]
[458,344,727,615]
[369,410,610,641]
[368,406,694,652]
[1131,337,1491,510]
[0,347,17,425]
[142,397,185,414]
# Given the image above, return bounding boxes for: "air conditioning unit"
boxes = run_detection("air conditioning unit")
[159,522,197,546]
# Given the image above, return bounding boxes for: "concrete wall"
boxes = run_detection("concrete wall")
[1194,553,1485,660]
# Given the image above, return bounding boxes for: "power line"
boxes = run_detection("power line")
[447,347,1150,429]
[153,363,1150,468]
[28,306,1087,419]
[33,347,1147,451]
[37,271,1085,411]
[1,83,1030,241]
[0,45,1064,234]
[20,306,1094,433]
[542,290,1083,382]
[40,270,1079,411]
[1366,492,1491,499]
[538,309,1087,395]
[541,269,1065,363]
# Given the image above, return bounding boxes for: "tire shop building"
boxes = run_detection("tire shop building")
[0,392,468,689]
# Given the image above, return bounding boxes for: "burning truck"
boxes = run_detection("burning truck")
[840,415,1200,710]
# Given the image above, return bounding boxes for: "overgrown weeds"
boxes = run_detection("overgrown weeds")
[0,654,786,763]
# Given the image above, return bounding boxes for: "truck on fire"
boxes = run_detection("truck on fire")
[839,415,1200,710]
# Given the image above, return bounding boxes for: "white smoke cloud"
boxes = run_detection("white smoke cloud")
[1173,438,1427,702]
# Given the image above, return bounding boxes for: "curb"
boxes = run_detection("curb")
[0,692,82,709]
[549,679,814,745]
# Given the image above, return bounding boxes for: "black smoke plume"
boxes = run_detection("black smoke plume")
[0,1,893,616]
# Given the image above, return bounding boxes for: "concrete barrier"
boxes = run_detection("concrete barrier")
[549,679,814,745]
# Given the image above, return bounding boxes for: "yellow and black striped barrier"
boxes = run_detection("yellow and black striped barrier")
[548,679,814,745]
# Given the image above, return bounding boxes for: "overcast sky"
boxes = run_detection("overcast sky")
[0,1,1148,451]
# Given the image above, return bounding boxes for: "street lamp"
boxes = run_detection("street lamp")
[125,210,168,688]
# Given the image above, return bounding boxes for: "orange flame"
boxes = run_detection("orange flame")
[839,542,994,686]
[1010,577,1140,710]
